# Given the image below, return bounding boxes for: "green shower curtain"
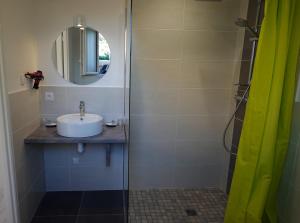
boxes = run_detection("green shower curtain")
[224,0,300,223]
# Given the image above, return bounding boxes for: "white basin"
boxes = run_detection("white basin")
[57,114,103,138]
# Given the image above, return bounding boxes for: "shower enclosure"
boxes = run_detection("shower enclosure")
[278,64,300,222]
[127,0,261,222]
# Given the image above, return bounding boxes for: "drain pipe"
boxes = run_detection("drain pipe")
[77,143,85,154]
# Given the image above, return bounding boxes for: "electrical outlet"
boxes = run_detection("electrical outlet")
[45,92,54,101]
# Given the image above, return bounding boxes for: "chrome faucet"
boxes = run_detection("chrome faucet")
[79,101,85,120]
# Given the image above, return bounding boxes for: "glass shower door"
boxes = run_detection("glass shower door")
[278,57,300,223]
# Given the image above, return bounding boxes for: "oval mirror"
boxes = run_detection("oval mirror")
[53,26,111,85]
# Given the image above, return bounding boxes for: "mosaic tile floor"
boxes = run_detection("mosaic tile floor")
[129,188,227,223]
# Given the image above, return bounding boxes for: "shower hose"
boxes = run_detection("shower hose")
[222,84,251,155]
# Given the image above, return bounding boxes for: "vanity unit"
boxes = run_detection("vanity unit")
[25,125,126,167]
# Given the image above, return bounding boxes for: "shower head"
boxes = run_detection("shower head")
[235,18,259,38]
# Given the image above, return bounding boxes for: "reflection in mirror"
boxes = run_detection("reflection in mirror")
[54,27,111,85]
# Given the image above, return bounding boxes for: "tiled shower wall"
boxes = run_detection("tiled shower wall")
[129,0,249,190]
[8,90,45,223]
[40,86,125,191]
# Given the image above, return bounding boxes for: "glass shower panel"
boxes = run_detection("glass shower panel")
[129,0,249,192]
[129,0,250,222]
[123,0,131,221]
[278,57,300,223]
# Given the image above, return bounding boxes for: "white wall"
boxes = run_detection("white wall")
[33,0,126,87]
[0,102,14,223]
[0,0,46,223]
[0,0,38,93]
[0,25,15,223]
[0,158,12,223]
[9,90,45,223]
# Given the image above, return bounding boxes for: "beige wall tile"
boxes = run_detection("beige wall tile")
[239,0,250,18]
[177,89,232,115]
[131,88,178,115]
[184,0,240,31]
[131,59,181,90]
[180,61,235,88]
[130,141,175,166]
[40,86,68,115]
[9,90,40,132]
[182,31,237,61]
[132,30,182,59]
[175,140,221,166]
[130,0,243,190]
[15,147,44,205]
[234,30,247,61]
[232,59,243,85]
[65,87,124,115]
[40,86,124,122]
[133,0,184,11]
[133,10,183,30]
[176,115,227,141]
[185,0,240,8]
[130,115,176,142]
[129,164,174,189]
[12,118,41,170]
[8,89,45,223]
[173,164,222,188]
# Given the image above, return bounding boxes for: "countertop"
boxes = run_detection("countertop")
[24,125,126,144]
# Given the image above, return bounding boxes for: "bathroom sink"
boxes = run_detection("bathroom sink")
[57,114,103,138]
